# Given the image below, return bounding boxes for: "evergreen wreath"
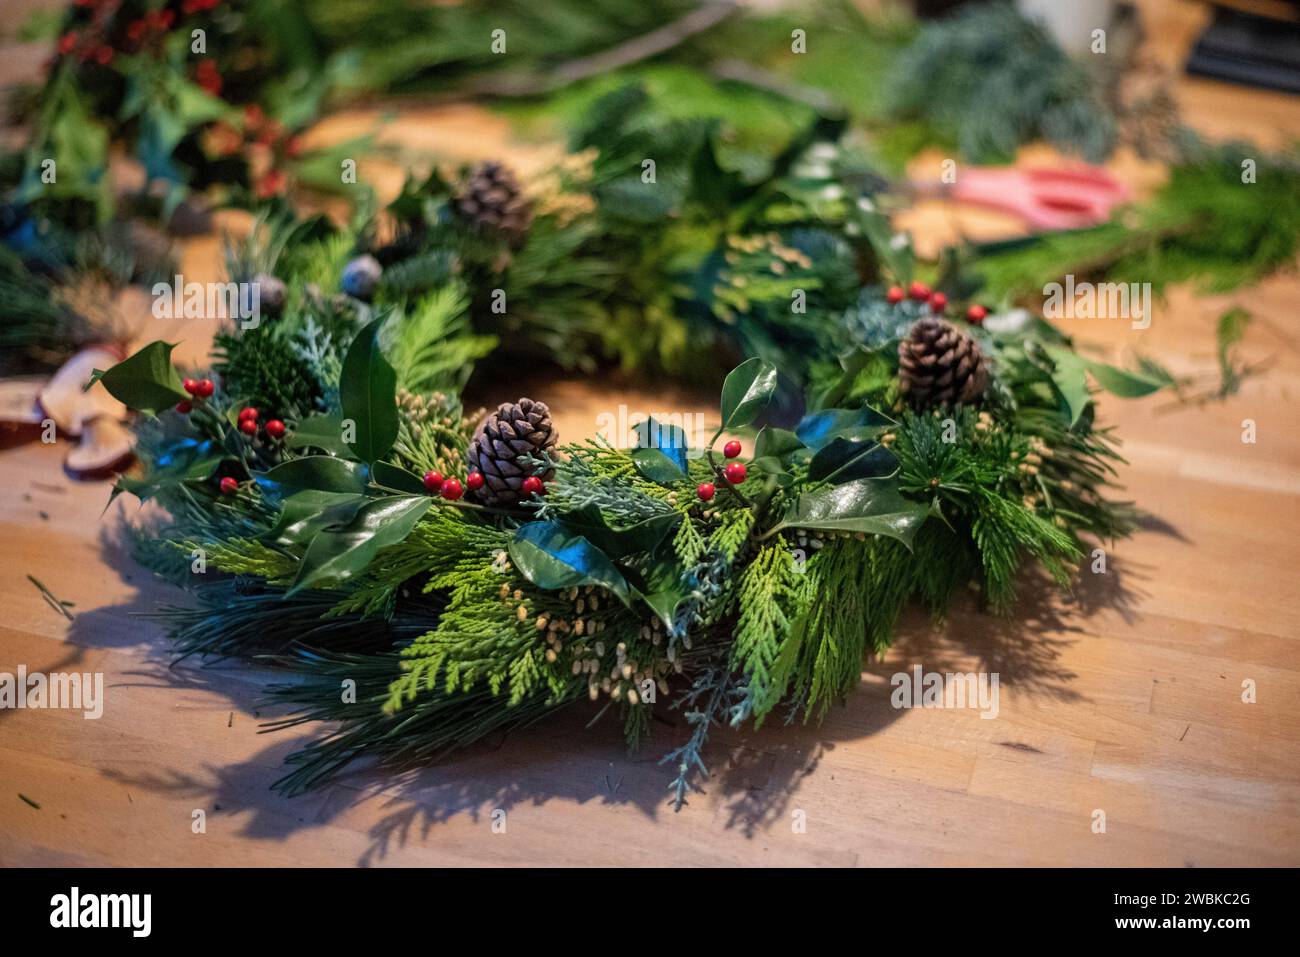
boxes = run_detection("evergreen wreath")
[89,128,1172,808]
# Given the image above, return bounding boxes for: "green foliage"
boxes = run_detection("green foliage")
[884,2,1115,163]
[975,139,1300,300]
[213,323,322,419]
[730,543,798,723]
[385,285,497,394]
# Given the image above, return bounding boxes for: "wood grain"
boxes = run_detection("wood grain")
[2,0,1298,866]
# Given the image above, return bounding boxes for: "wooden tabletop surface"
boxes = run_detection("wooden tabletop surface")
[2,0,1299,866]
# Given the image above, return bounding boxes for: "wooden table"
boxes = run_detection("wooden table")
[2,0,1299,866]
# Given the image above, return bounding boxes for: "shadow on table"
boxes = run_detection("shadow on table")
[80,547,1154,862]
[70,499,1171,861]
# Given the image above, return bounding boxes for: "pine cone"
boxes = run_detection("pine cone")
[455,161,533,244]
[898,318,989,409]
[467,398,557,504]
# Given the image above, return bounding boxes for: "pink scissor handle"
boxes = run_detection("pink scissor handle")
[948,166,1131,231]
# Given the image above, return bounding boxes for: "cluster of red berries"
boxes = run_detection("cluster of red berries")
[885,281,946,312]
[195,58,222,95]
[57,31,114,65]
[698,439,747,501]
[125,8,176,41]
[886,283,989,325]
[236,407,285,439]
[175,377,215,413]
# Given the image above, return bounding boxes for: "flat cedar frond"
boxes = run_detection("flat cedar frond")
[731,543,798,724]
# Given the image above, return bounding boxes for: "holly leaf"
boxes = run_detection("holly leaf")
[339,316,398,463]
[754,426,805,462]
[808,439,898,483]
[720,357,779,430]
[288,494,430,594]
[109,450,223,505]
[264,490,366,547]
[795,405,894,451]
[775,477,930,549]
[749,426,803,487]
[631,416,690,483]
[1043,346,1093,427]
[285,414,350,456]
[92,341,188,415]
[508,521,632,606]
[628,560,692,631]
[259,456,369,493]
[370,460,428,495]
[1085,359,1174,398]
[556,505,680,560]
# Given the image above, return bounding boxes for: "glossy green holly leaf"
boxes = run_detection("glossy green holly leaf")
[339,316,398,463]
[720,357,779,430]
[260,456,369,493]
[632,448,687,483]
[286,414,350,457]
[1085,359,1174,398]
[776,477,930,549]
[754,426,804,462]
[630,416,690,483]
[109,450,224,506]
[288,494,430,594]
[628,560,691,631]
[795,405,894,451]
[749,426,803,487]
[508,521,632,606]
[264,490,366,547]
[808,439,898,483]
[370,460,428,495]
[557,505,680,559]
[90,341,189,415]
[1043,347,1091,427]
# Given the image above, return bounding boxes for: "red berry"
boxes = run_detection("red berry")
[697,482,715,502]
[909,281,931,301]
[219,477,238,495]
[264,419,286,439]
[194,379,214,398]
[239,418,257,435]
[466,471,484,491]
[929,291,947,313]
[94,46,114,66]
[724,462,747,485]
[967,304,988,324]
[183,378,199,395]
[422,470,443,492]
[440,477,464,501]
[521,476,545,497]
[175,401,192,414]
[886,285,904,304]
[723,439,742,459]
[255,169,287,199]
[238,406,258,421]
[58,33,77,55]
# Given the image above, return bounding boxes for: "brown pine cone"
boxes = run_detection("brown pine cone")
[467,398,557,504]
[898,317,989,409]
[455,161,534,245]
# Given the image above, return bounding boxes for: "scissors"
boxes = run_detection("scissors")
[915,164,1131,232]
